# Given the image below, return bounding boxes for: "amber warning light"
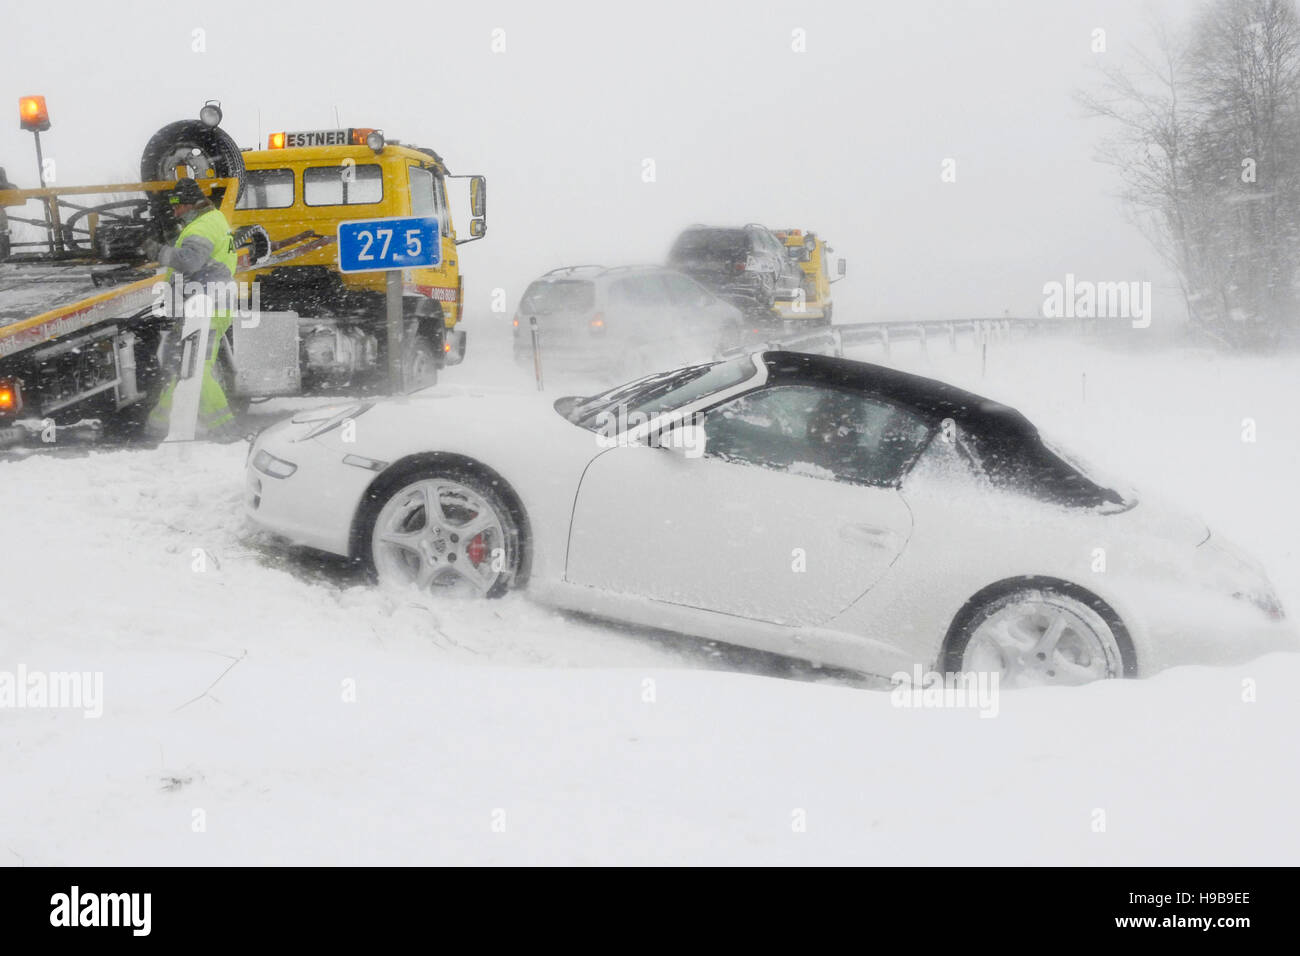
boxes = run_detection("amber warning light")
[19,96,50,132]
[269,128,384,152]
[0,380,21,413]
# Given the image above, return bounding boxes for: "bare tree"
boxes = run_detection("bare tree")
[1080,0,1300,347]
[1189,0,1300,336]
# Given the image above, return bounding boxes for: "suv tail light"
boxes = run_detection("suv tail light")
[589,313,605,332]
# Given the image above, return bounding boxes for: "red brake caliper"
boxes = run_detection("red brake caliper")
[466,531,487,567]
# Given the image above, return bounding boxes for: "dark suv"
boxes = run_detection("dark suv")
[668,224,804,316]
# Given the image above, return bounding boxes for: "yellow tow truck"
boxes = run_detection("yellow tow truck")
[0,100,486,447]
[771,228,846,328]
[229,127,486,400]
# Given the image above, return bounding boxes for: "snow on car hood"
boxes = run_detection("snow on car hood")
[1118,492,1211,549]
[298,384,605,475]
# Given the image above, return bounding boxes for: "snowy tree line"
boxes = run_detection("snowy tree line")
[1081,0,1300,348]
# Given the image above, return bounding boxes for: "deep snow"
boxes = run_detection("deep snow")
[2,321,1298,865]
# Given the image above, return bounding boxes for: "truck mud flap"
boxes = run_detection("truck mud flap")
[443,328,467,367]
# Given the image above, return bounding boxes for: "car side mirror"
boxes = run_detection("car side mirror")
[470,218,486,238]
[650,421,707,459]
[837,258,846,276]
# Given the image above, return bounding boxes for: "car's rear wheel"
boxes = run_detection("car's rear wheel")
[368,468,520,598]
[944,585,1129,687]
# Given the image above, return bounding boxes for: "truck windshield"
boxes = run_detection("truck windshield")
[304,164,383,205]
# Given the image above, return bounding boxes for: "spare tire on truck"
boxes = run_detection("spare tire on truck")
[139,120,245,216]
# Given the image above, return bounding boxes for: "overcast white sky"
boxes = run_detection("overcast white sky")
[2,0,1187,321]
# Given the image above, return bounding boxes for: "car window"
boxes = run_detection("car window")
[610,279,634,306]
[235,168,294,210]
[702,384,932,486]
[520,280,594,314]
[669,230,747,263]
[434,173,450,222]
[303,164,383,205]
[662,273,709,308]
[409,166,436,217]
[610,276,666,308]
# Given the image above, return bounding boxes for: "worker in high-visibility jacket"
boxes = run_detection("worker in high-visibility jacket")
[143,178,239,440]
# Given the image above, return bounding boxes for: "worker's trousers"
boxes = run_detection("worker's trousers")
[147,310,235,435]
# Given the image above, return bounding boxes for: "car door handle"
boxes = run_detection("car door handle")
[839,524,901,549]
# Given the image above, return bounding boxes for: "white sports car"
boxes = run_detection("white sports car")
[244,350,1295,685]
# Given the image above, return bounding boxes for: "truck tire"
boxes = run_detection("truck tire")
[403,337,439,390]
[140,120,245,204]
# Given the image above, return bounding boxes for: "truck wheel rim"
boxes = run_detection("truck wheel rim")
[372,478,508,597]
[157,144,221,181]
[961,594,1121,687]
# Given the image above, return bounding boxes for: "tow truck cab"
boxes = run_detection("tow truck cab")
[0,108,490,447]
[772,228,845,324]
[232,127,485,370]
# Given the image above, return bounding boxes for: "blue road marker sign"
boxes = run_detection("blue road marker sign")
[337,215,441,273]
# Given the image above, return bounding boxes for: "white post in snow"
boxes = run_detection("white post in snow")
[530,315,544,391]
[164,291,214,444]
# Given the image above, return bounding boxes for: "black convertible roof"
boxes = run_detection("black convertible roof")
[762,350,1032,437]
[761,350,1125,507]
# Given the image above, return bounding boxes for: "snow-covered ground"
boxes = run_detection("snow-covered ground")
[3,320,1298,865]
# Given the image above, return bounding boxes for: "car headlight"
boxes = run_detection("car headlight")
[252,448,297,478]
[1199,533,1285,620]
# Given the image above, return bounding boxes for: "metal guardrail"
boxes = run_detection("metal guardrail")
[525,314,1083,391]
[723,315,1069,360]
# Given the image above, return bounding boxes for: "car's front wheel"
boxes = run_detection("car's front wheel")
[944,584,1132,687]
[365,466,521,598]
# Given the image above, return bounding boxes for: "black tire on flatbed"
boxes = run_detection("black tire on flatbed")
[140,120,245,207]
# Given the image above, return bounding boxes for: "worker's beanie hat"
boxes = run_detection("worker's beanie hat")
[167,179,207,205]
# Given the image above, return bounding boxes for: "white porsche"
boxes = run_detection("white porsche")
[244,350,1295,685]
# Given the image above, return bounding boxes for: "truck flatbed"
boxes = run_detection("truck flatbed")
[0,261,158,358]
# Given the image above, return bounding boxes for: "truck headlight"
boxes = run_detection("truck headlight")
[199,101,223,128]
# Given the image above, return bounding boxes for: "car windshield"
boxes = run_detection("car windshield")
[519,280,594,314]
[563,355,758,429]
